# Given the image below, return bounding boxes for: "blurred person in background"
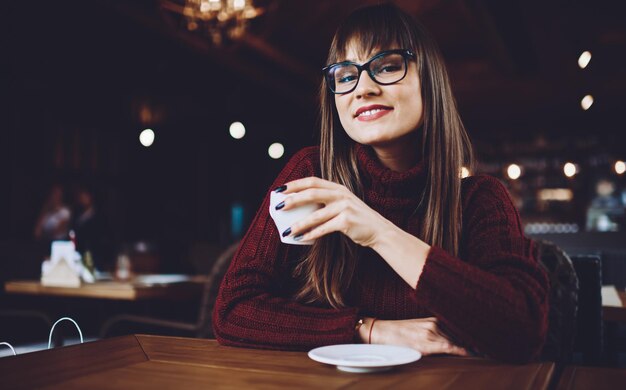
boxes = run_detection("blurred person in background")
[214,3,548,363]
[70,183,112,271]
[586,178,624,232]
[33,183,71,244]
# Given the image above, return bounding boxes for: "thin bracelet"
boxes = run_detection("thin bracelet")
[368,318,378,344]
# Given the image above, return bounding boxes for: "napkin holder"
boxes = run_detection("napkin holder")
[41,241,95,287]
[41,257,81,287]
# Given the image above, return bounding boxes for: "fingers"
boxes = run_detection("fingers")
[419,339,469,357]
[439,343,469,357]
[274,187,355,241]
[273,184,354,240]
[276,177,346,195]
[272,188,347,241]
[373,318,469,358]
[409,318,469,357]
[289,202,344,237]
[272,178,376,244]
[428,321,465,355]
[277,188,345,211]
[293,209,350,242]
[449,346,470,357]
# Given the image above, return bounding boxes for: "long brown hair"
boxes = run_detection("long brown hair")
[294,3,475,308]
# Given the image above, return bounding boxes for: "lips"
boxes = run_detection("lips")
[354,104,393,121]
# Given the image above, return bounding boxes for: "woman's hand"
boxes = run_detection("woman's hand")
[362,317,469,356]
[277,177,389,247]
[278,176,430,288]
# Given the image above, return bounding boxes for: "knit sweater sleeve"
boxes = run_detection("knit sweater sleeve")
[415,175,549,363]
[212,147,359,350]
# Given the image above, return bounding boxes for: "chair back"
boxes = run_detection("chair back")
[570,254,603,365]
[535,239,579,365]
[195,240,240,338]
[98,241,242,339]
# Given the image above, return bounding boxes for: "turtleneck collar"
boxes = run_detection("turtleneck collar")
[355,144,427,213]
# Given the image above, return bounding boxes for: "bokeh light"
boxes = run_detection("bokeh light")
[564,162,578,177]
[229,121,246,139]
[581,95,594,110]
[139,128,155,147]
[507,164,521,180]
[578,51,592,69]
[268,143,284,159]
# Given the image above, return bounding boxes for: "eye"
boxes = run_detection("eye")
[338,74,357,83]
[375,59,403,73]
[334,67,358,84]
[379,64,402,73]
[372,54,405,75]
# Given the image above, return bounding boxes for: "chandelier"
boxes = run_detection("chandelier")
[162,0,263,46]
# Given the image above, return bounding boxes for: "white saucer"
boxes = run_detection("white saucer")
[133,274,191,286]
[308,344,421,373]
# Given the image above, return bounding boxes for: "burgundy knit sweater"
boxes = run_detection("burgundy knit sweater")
[213,145,549,363]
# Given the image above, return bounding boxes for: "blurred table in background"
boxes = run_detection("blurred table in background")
[602,286,626,323]
[4,275,205,301]
[2,276,207,344]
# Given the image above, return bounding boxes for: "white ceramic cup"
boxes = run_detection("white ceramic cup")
[269,190,321,245]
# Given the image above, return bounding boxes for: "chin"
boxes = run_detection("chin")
[355,130,411,146]
[350,135,391,147]
[345,127,388,144]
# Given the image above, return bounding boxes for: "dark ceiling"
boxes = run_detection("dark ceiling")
[118,0,626,154]
[6,0,626,154]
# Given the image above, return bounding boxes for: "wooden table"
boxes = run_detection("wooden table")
[602,286,626,323]
[4,276,204,301]
[556,366,626,390]
[0,335,555,389]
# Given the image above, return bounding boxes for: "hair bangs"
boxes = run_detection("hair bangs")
[332,4,416,62]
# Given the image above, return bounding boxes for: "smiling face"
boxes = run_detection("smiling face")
[334,44,424,153]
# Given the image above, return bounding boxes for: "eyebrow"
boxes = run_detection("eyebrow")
[340,52,375,64]
[341,47,400,64]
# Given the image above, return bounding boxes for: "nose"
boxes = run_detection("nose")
[353,70,381,98]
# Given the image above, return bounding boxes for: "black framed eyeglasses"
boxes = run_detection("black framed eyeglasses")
[322,49,416,94]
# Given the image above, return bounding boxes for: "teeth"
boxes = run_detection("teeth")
[359,108,385,117]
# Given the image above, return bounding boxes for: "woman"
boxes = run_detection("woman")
[213,3,548,363]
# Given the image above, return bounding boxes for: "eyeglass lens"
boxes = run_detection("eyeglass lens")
[328,53,407,94]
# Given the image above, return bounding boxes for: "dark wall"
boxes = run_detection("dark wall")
[3,1,317,265]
